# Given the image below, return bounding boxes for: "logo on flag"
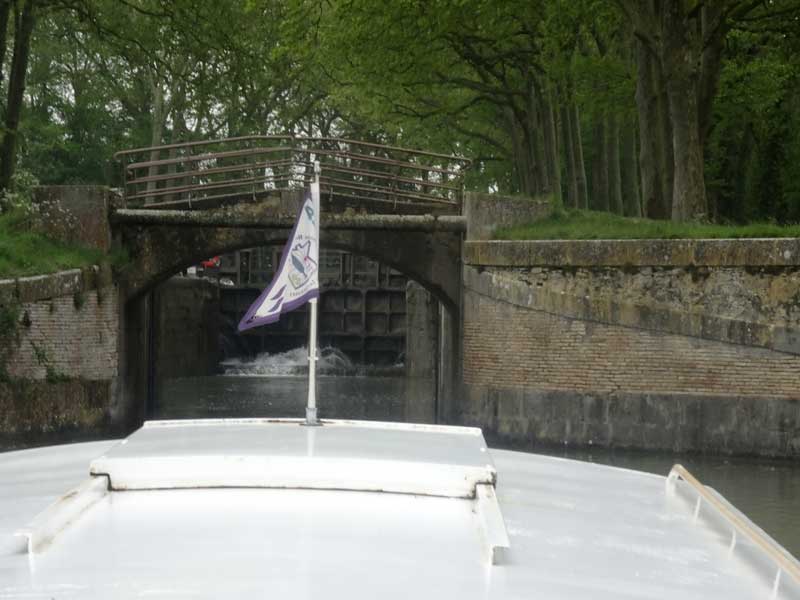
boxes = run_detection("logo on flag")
[288,240,317,289]
[238,188,320,331]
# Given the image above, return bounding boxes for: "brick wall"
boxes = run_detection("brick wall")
[461,239,800,457]
[0,267,120,447]
[7,287,118,381]
[464,290,800,398]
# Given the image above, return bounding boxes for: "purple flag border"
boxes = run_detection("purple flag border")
[237,191,319,332]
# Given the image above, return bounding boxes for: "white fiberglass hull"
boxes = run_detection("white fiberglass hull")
[0,420,798,599]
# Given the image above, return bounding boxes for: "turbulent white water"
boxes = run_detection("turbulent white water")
[222,346,357,376]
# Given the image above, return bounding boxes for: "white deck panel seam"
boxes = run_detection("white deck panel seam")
[141,417,484,436]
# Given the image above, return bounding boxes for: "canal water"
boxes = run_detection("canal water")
[151,346,800,558]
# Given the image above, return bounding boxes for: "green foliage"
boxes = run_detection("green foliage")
[0,0,796,225]
[0,210,124,278]
[29,340,69,383]
[0,298,22,382]
[0,299,21,339]
[0,169,39,216]
[497,210,800,240]
[29,340,49,368]
[73,289,86,310]
[706,29,800,224]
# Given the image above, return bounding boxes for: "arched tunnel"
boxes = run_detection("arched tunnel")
[116,220,463,431]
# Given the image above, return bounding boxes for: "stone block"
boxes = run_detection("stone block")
[32,186,111,251]
[465,238,800,268]
[773,326,800,355]
[405,281,438,379]
[0,379,114,443]
[464,192,551,241]
[153,277,220,380]
[497,388,523,420]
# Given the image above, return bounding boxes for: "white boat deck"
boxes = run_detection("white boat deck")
[89,419,496,497]
[0,419,798,599]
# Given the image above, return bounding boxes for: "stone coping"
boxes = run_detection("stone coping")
[0,264,113,304]
[463,266,800,356]
[465,238,800,267]
[113,208,467,231]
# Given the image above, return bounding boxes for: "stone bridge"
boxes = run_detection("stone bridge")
[22,139,548,432]
[14,174,800,456]
[112,195,465,313]
[112,136,471,309]
[108,136,475,425]
[112,198,468,425]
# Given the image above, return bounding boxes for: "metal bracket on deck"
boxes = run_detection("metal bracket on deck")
[15,476,109,554]
[475,483,511,565]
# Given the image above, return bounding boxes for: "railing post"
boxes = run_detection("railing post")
[119,156,128,208]
[250,139,256,201]
[112,136,470,213]
[182,144,191,207]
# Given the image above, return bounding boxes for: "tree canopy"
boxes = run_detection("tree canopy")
[1,0,799,223]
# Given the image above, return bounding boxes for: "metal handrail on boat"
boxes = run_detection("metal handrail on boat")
[667,464,800,592]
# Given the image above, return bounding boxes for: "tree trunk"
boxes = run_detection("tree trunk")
[0,0,36,193]
[560,100,578,209]
[0,0,13,85]
[541,84,561,205]
[606,112,623,214]
[591,117,609,211]
[166,102,187,204]
[635,38,673,219]
[698,4,726,147]
[635,38,662,218]
[627,0,715,221]
[728,122,755,222]
[528,87,548,195]
[505,107,535,196]
[145,72,165,205]
[666,70,707,221]
[621,115,641,216]
[662,2,707,221]
[523,120,543,195]
[656,60,675,219]
[570,102,589,209]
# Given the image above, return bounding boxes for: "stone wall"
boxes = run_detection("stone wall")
[0,267,120,447]
[32,186,113,251]
[153,277,221,382]
[463,192,551,241]
[405,281,437,423]
[461,239,800,457]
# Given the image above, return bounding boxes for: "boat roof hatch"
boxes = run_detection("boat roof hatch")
[15,419,511,564]
[90,419,497,497]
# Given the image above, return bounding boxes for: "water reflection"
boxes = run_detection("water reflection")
[158,374,430,422]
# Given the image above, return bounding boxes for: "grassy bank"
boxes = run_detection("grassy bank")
[496,210,800,240]
[0,210,123,278]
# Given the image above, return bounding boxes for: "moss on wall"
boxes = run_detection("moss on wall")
[0,378,113,446]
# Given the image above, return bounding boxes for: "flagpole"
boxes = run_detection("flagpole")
[305,161,321,426]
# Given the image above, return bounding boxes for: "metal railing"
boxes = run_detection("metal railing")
[667,464,800,594]
[113,136,471,212]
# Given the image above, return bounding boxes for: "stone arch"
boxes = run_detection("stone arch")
[117,224,462,314]
[115,220,463,427]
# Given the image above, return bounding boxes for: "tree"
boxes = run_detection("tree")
[617,0,800,221]
[0,0,36,192]
[1,0,798,230]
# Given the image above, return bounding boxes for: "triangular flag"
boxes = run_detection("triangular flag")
[238,189,320,331]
